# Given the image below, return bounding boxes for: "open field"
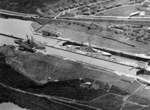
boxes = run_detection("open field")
[32,19,150,55]
[96,4,141,16]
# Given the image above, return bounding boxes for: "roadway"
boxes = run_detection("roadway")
[31,34,138,75]
[38,43,150,86]
[0,31,138,76]
[34,38,150,85]
[57,15,150,25]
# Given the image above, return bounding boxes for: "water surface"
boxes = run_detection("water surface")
[0,103,27,110]
[0,18,33,45]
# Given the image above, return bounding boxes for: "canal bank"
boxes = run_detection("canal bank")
[1,16,150,110]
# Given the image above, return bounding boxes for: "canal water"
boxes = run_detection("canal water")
[0,18,32,110]
[0,103,27,110]
[0,18,33,45]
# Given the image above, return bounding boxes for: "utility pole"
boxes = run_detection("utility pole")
[87,22,95,52]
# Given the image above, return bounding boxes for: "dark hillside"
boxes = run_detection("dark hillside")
[0,0,85,15]
[0,0,60,14]
[0,0,98,16]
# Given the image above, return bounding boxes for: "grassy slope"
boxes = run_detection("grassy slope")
[98,4,140,16]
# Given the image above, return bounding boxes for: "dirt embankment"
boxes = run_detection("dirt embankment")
[0,45,87,84]
[0,45,119,85]
[1,45,150,110]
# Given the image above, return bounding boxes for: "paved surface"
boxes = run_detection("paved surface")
[33,34,137,76]
[58,16,150,25]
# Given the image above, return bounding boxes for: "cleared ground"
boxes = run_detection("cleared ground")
[32,20,150,55]
[96,4,141,16]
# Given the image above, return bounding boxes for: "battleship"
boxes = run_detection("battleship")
[1,0,150,110]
